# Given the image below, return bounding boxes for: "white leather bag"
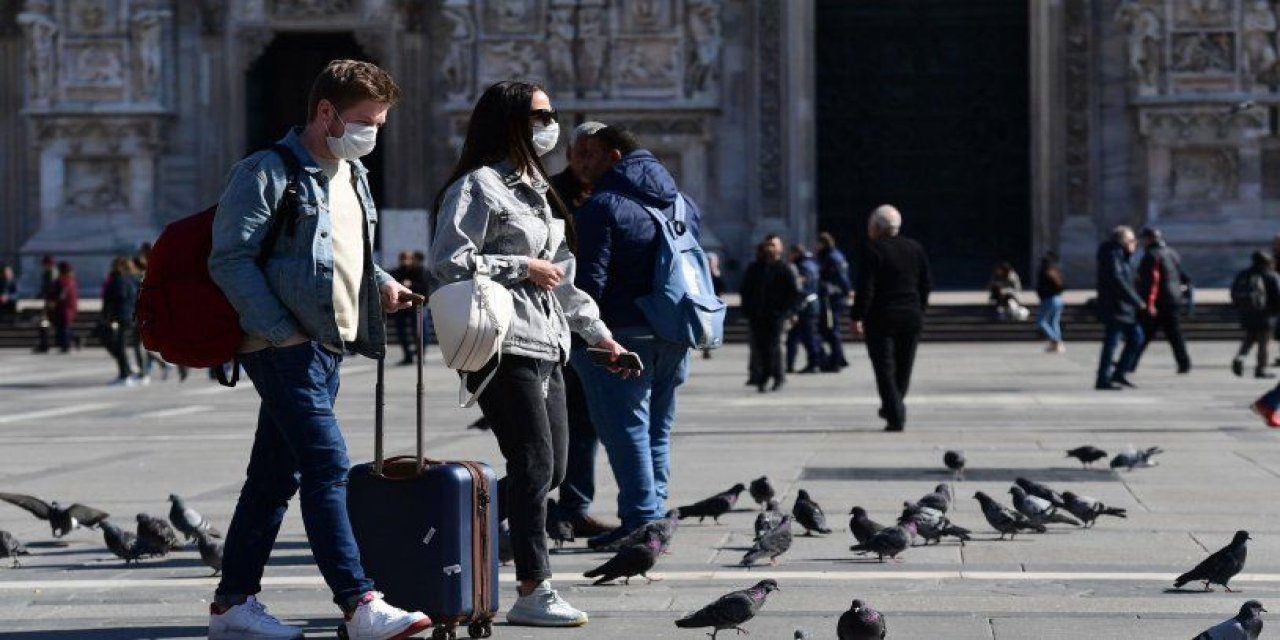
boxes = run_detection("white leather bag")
[428,260,513,407]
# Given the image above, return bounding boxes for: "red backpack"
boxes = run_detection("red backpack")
[137,144,301,386]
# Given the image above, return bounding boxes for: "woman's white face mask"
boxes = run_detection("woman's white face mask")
[326,111,378,160]
[531,122,560,157]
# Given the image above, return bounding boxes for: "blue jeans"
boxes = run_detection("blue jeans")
[1096,321,1144,387]
[217,341,373,608]
[571,330,690,531]
[786,310,825,371]
[1037,295,1064,342]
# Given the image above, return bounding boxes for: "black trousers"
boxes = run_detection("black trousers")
[864,323,921,429]
[392,309,420,362]
[1135,305,1191,372]
[108,322,144,379]
[1238,328,1271,373]
[748,318,785,385]
[471,355,567,582]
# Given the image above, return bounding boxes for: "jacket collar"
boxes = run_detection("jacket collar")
[494,159,548,194]
[279,127,369,177]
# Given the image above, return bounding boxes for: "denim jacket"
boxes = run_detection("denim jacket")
[209,128,393,358]
[429,161,611,362]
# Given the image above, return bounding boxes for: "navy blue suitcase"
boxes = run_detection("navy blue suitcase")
[347,302,500,640]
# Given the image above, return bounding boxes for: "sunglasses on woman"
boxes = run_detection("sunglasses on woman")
[530,108,559,127]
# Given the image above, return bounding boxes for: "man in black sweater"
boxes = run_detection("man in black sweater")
[851,205,932,432]
[742,234,802,393]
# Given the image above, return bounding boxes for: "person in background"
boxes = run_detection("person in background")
[1271,232,1280,366]
[851,205,931,432]
[388,250,429,365]
[33,255,57,353]
[785,243,825,374]
[51,261,78,353]
[1231,250,1280,379]
[988,261,1028,321]
[0,264,17,325]
[741,234,801,393]
[131,243,177,381]
[702,251,726,360]
[1035,252,1066,353]
[815,232,852,372]
[549,121,607,210]
[1133,227,1192,374]
[102,255,145,386]
[1093,226,1145,390]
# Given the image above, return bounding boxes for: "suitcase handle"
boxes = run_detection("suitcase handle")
[374,297,427,478]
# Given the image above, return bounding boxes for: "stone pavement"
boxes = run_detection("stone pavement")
[0,340,1277,639]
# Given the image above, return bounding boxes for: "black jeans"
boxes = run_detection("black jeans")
[1135,305,1190,372]
[108,322,144,378]
[1239,328,1271,373]
[392,309,420,363]
[864,322,921,429]
[470,355,567,582]
[748,318,785,385]
[558,361,598,519]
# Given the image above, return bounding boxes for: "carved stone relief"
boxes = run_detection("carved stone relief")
[619,0,671,33]
[574,3,607,99]
[130,7,167,101]
[441,1,476,101]
[1170,148,1238,200]
[477,40,543,89]
[483,0,541,35]
[612,38,679,98]
[63,156,129,211]
[1171,31,1234,73]
[272,0,354,19]
[757,0,783,212]
[67,0,112,33]
[1115,0,1163,94]
[545,3,574,94]
[1242,0,1277,89]
[685,0,720,99]
[1064,0,1091,217]
[17,8,57,105]
[1174,0,1231,27]
[64,41,125,87]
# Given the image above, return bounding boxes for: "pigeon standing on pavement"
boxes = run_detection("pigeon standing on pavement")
[674,579,779,639]
[943,450,966,479]
[1009,486,1081,527]
[1066,446,1109,468]
[100,520,141,565]
[1060,491,1127,528]
[1194,600,1266,640]
[749,476,776,508]
[0,492,110,538]
[792,490,832,535]
[742,515,793,567]
[1176,531,1251,592]
[851,521,913,562]
[677,484,746,524]
[1013,477,1066,508]
[974,491,1046,539]
[916,484,953,514]
[0,530,30,567]
[754,509,781,541]
[849,507,886,546]
[194,530,223,576]
[167,494,222,542]
[837,598,887,640]
[584,528,663,585]
[600,509,682,554]
[900,502,971,545]
[545,498,575,550]
[1110,446,1163,470]
[134,513,182,557]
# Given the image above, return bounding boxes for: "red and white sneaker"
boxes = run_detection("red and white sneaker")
[343,592,432,640]
[1251,399,1280,428]
[208,596,304,639]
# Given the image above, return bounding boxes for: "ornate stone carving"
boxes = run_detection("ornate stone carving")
[68,0,112,34]
[1138,107,1270,142]
[1064,0,1091,217]
[272,0,354,19]
[441,1,476,101]
[17,8,57,106]
[757,0,782,211]
[685,0,721,99]
[484,0,540,35]
[130,8,169,102]
[1172,31,1234,73]
[621,0,669,32]
[1115,0,1162,94]
[478,40,542,89]
[545,4,575,95]
[575,3,607,99]
[63,157,129,211]
[1170,148,1238,200]
[613,38,679,97]
[32,116,165,149]
[1175,0,1231,28]
[1242,0,1277,90]
[65,41,125,87]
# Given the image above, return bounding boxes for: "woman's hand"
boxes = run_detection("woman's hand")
[527,259,564,290]
[594,336,639,379]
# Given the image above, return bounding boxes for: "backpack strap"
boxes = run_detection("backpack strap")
[254,143,304,268]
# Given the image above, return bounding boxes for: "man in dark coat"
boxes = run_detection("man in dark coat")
[1094,225,1145,390]
[742,234,801,393]
[816,232,852,371]
[1232,251,1280,378]
[1133,228,1192,373]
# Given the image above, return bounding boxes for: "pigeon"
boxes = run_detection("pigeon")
[849,507,886,546]
[1065,445,1108,468]
[943,450,966,479]
[916,483,953,514]
[584,528,662,585]
[0,530,30,568]
[974,491,1046,539]
[900,502,971,545]
[674,579,779,639]
[794,631,812,640]
[1195,600,1266,640]
[837,598,887,640]
[100,520,142,565]
[0,492,109,538]
[545,498,575,550]
[742,515,793,567]
[167,494,221,542]
[600,510,681,554]
[1009,486,1081,527]
[677,484,745,524]
[1060,491,1127,528]
[749,476,776,508]
[754,509,782,541]
[498,520,514,565]
[194,530,223,576]
[1013,477,1066,508]
[134,513,182,557]
[1176,531,1250,592]
[851,521,913,562]
[792,489,832,535]
[1110,446,1163,470]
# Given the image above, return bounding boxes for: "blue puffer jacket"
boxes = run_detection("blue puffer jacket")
[574,150,702,331]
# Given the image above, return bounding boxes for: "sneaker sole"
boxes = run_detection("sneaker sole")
[506,613,588,628]
[208,630,304,640]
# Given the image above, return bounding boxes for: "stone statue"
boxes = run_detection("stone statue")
[1243,0,1278,89]
[441,4,475,101]
[631,0,662,28]
[575,5,608,99]
[545,6,576,96]
[132,10,169,101]
[686,0,722,98]
[1115,0,1162,94]
[17,11,57,106]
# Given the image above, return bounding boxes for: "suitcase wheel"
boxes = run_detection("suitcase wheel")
[432,625,457,640]
[467,621,492,638]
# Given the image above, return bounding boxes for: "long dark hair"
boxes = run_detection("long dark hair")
[432,80,575,250]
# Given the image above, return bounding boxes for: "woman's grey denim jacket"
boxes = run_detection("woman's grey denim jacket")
[429,162,611,362]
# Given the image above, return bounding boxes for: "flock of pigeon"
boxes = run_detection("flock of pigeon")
[0,492,224,575]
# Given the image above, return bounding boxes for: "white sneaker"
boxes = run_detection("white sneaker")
[343,591,432,640]
[133,374,152,386]
[108,376,134,387]
[208,596,304,640]
[506,581,588,627]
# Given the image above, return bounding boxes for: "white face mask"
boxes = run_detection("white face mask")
[531,122,560,157]
[325,112,378,160]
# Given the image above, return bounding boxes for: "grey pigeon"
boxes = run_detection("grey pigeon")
[792,489,832,535]
[849,507,885,546]
[674,579,779,639]
[167,494,221,542]
[545,498,575,550]
[498,520,514,565]
[600,510,681,554]
[194,530,223,576]
[754,507,782,541]
[943,450,965,479]
[100,520,141,565]
[742,515,793,567]
[851,521,913,562]
[1176,531,1250,592]
[1009,486,1081,527]
[0,530,30,568]
[1195,600,1266,640]
[900,502,970,545]
[1066,445,1108,468]
[1014,477,1066,508]
[0,492,109,538]
[1060,491,1127,528]
[974,491,1046,539]
[134,513,182,557]
[837,598,887,640]
[1110,445,1163,470]
[794,631,811,640]
[677,484,745,524]
[584,528,662,585]
[749,476,776,508]
[917,483,953,513]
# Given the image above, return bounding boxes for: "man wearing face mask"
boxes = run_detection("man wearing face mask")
[208,60,429,640]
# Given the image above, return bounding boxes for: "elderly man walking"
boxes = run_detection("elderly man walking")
[851,205,931,432]
[1094,225,1145,390]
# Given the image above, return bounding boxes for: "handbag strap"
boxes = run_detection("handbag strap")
[458,357,500,408]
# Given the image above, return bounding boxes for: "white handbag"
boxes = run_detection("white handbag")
[428,260,514,407]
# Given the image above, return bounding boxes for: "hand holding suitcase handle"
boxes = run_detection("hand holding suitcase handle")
[374,295,428,478]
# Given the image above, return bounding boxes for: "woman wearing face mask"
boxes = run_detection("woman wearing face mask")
[429,80,626,628]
